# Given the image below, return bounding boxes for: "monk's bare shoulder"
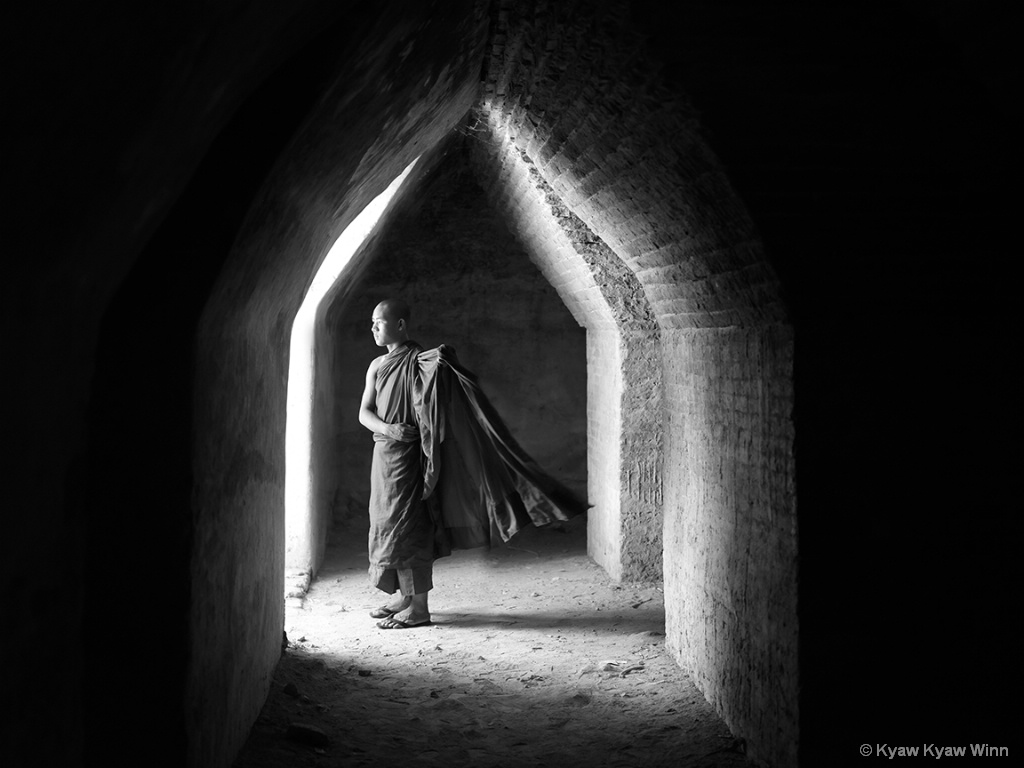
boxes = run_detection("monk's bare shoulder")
[360,354,387,414]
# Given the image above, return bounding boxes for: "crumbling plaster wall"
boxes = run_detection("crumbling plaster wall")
[477,1,796,764]
[189,4,489,766]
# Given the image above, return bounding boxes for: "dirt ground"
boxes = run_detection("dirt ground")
[233,518,753,768]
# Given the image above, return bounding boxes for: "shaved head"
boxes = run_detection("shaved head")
[376,299,410,324]
[370,299,412,350]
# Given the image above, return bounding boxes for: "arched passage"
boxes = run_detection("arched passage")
[7,1,1017,768]
[190,2,796,765]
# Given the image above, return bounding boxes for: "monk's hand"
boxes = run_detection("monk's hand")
[384,422,419,442]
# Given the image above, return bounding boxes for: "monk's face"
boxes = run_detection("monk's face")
[371,303,403,347]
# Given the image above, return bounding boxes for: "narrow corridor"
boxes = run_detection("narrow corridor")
[234,520,751,767]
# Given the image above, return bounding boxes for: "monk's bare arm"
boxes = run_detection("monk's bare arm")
[357,356,418,442]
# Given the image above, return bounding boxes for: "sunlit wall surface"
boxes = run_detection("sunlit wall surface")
[285,159,420,582]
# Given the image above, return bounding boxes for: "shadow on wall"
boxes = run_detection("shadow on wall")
[74,28,354,763]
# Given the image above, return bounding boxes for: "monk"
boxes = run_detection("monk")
[358,298,587,630]
[358,299,435,629]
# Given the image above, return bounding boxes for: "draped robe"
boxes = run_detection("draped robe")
[367,340,587,591]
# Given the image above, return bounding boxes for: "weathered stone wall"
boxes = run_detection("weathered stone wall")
[663,326,797,767]
[319,144,587,537]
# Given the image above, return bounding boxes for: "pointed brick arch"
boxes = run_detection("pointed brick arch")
[470,121,664,582]
[476,2,798,764]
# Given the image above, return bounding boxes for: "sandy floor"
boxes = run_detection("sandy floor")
[233,519,753,767]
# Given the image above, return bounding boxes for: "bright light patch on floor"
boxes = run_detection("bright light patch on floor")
[285,158,419,586]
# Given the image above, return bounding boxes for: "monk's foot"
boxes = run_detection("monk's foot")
[376,607,431,629]
[369,596,411,619]
[376,613,432,630]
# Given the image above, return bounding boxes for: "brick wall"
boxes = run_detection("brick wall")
[471,110,664,582]
[586,329,623,576]
[480,1,797,764]
[618,331,663,582]
[663,326,797,767]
